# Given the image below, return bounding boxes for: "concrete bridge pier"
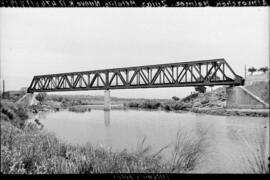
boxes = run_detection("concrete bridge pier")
[104,90,111,111]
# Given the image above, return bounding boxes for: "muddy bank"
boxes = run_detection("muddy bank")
[190,107,269,117]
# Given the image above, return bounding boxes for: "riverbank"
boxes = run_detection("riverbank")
[2,98,269,174]
[190,107,269,117]
[30,100,269,117]
[124,102,269,117]
[0,100,207,174]
[21,80,268,117]
[124,85,269,117]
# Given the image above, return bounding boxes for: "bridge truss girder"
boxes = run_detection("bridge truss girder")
[27,59,244,93]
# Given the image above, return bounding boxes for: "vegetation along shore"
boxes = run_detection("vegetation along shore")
[1,99,210,173]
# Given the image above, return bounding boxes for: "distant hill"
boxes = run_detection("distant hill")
[47,94,169,102]
[2,90,26,102]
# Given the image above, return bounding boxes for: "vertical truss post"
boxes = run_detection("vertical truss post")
[190,65,193,82]
[126,70,129,85]
[116,72,118,86]
[185,65,188,82]
[223,63,225,80]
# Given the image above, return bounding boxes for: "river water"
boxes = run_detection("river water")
[38,109,269,173]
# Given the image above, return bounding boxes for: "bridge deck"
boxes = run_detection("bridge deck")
[27,59,244,93]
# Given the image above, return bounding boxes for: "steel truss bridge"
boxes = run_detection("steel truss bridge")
[27,59,244,93]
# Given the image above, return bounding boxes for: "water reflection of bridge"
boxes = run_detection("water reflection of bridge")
[104,111,110,127]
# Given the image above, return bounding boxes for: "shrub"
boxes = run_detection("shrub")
[193,102,202,108]
[248,67,257,75]
[140,101,161,109]
[68,106,91,113]
[35,93,47,103]
[181,93,199,103]
[172,96,180,101]
[163,104,171,111]
[195,86,206,93]
[183,102,193,110]
[16,106,29,121]
[1,101,28,128]
[128,102,139,108]
[200,98,209,105]
[170,102,185,110]
[258,67,269,73]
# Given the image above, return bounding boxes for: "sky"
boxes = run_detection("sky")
[0,7,269,99]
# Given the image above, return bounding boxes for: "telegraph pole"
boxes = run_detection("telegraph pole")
[268,122,270,173]
[269,109,270,173]
[2,80,5,96]
[244,64,247,78]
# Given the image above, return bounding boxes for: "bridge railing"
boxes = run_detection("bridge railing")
[27,59,244,93]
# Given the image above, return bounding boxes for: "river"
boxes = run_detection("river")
[38,109,269,173]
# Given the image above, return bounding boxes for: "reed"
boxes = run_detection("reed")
[1,100,208,174]
[169,129,208,173]
[239,129,269,174]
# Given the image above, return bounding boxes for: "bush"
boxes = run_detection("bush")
[68,106,91,113]
[172,96,180,101]
[128,101,161,110]
[128,102,139,108]
[170,102,185,110]
[35,93,47,103]
[1,101,28,128]
[193,102,202,108]
[163,104,171,111]
[200,97,209,105]
[139,101,161,109]
[182,102,193,110]
[2,91,25,102]
[181,93,199,103]
[195,86,206,93]
[16,106,29,121]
